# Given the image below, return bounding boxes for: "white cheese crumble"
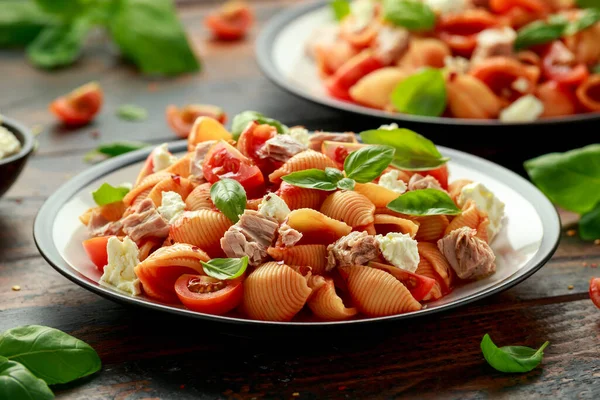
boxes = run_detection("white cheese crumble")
[152,143,177,173]
[288,126,310,146]
[499,95,544,122]
[0,126,22,159]
[378,170,407,194]
[350,0,375,32]
[258,193,291,223]
[375,232,420,272]
[511,77,530,93]
[444,56,470,74]
[379,123,399,130]
[457,182,505,241]
[422,0,469,15]
[158,191,186,223]
[100,236,142,296]
[476,27,517,48]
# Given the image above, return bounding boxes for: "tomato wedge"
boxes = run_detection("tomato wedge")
[82,236,112,272]
[166,104,227,138]
[321,141,368,166]
[175,274,243,315]
[590,277,600,310]
[368,261,437,302]
[542,42,590,87]
[202,140,265,198]
[489,0,548,14]
[237,121,279,171]
[404,164,449,190]
[325,51,384,101]
[204,1,253,41]
[49,82,103,126]
[436,10,498,57]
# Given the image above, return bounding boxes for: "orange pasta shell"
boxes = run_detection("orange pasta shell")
[320,191,375,228]
[268,244,328,276]
[417,242,453,291]
[147,176,195,206]
[169,210,232,257]
[277,182,327,210]
[308,275,357,321]
[373,214,419,238]
[185,182,213,211]
[123,172,172,206]
[354,182,401,208]
[269,150,337,183]
[413,215,449,242]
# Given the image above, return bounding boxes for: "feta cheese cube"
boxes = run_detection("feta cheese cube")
[499,95,544,122]
[375,232,420,272]
[258,193,291,223]
[457,182,505,241]
[158,191,186,223]
[100,236,142,296]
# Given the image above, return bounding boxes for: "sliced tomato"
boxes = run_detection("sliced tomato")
[202,140,265,198]
[166,104,227,138]
[436,10,498,57]
[175,274,243,315]
[237,121,279,172]
[204,1,253,41]
[420,164,450,190]
[49,82,103,126]
[542,42,590,87]
[82,236,112,272]
[368,261,436,302]
[489,0,548,14]
[339,16,379,49]
[325,51,384,101]
[321,141,368,166]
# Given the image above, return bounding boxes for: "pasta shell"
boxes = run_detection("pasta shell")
[349,67,410,110]
[448,179,472,203]
[307,275,357,321]
[277,182,327,210]
[242,262,312,322]
[268,244,328,276]
[413,215,449,242]
[320,191,375,228]
[286,208,352,245]
[373,214,419,238]
[576,75,600,111]
[147,176,195,207]
[132,187,152,207]
[417,242,453,290]
[138,238,162,262]
[269,150,337,183]
[123,172,172,206]
[415,256,443,301]
[165,152,193,177]
[169,210,232,257]
[445,200,490,242]
[354,182,400,208]
[185,183,213,211]
[79,202,126,226]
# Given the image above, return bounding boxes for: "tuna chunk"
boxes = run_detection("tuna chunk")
[374,25,410,65]
[277,223,303,247]
[471,27,517,65]
[408,173,445,191]
[257,135,307,162]
[88,211,122,237]
[189,140,217,181]
[308,132,357,151]
[326,231,380,271]
[121,198,170,242]
[437,227,496,280]
[220,210,279,266]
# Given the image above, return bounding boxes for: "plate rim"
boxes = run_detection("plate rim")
[33,140,561,327]
[255,0,600,127]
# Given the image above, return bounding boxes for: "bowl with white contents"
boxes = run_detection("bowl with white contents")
[0,116,34,198]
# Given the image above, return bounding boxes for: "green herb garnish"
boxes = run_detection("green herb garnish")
[390,68,447,117]
[230,111,289,140]
[201,256,249,280]
[387,188,461,216]
[117,104,148,122]
[92,182,130,206]
[382,0,435,31]
[330,0,351,21]
[210,179,247,223]
[481,333,549,373]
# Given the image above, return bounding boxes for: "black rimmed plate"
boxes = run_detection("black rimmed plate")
[33,140,560,328]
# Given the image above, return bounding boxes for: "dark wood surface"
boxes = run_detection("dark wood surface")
[1,1,599,399]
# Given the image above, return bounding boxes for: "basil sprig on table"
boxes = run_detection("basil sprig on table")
[524,144,600,240]
[481,334,550,373]
[201,256,249,280]
[330,0,351,21]
[117,104,148,122]
[382,0,435,31]
[83,141,149,163]
[390,68,447,117]
[282,145,395,191]
[0,325,101,399]
[92,182,131,206]
[230,111,289,140]
[387,188,461,216]
[210,179,247,223]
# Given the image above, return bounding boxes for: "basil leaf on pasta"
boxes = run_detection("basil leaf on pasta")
[230,111,288,140]
[210,179,247,223]
[92,183,130,206]
[390,68,447,117]
[344,145,395,183]
[337,177,355,190]
[330,0,350,21]
[201,256,249,280]
[514,20,567,51]
[576,0,600,9]
[281,169,339,191]
[481,334,549,373]
[565,8,600,35]
[382,0,435,31]
[387,188,461,216]
[325,167,344,182]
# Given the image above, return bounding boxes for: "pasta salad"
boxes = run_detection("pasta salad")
[306,0,600,122]
[80,113,505,322]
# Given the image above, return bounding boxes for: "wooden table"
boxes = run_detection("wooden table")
[1,1,599,398]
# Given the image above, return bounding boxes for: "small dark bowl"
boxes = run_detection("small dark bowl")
[0,116,34,198]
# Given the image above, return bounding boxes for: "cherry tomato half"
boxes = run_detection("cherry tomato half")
[489,0,548,14]
[204,1,254,41]
[369,261,437,302]
[237,121,280,172]
[49,82,103,126]
[175,274,243,315]
[82,236,112,272]
[408,164,449,190]
[166,104,227,138]
[325,50,384,101]
[542,42,590,87]
[590,277,600,310]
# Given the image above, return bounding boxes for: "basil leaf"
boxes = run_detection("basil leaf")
[0,325,101,385]
[524,144,600,214]
[210,178,247,223]
[230,111,289,140]
[117,104,148,121]
[391,68,447,117]
[281,169,339,191]
[34,0,88,16]
[201,256,249,280]
[0,0,55,47]
[515,20,567,51]
[387,188,461,216]
[0,356,54,400]
[337,177,355,190]
[579,202,600,240]
[98,141,149,157]
[344,145,395,183]
[382,0,435,31]
[325,167,344,182]
[92,183,130,206]
[108,0,200,76]
[577,0,600,8]
[360,128,449,170]
[481,334,549,373]
[592,64,600,73]
[565,8,600,35]
[330,0,350,21]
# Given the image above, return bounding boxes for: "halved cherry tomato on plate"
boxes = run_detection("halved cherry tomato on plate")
[325,50,384,101]
[339,16,379,49]
[489,0,548,14]
[82,236,112,272]
[175,274,243,315]
[237,121,279,171]
[49,82,103,126]
[166,104,227,138]
[590,277,600,310]
[436,10,498,57]
[419,164,450,190]
[369,261,437,302]
[204,1,253,41]
[321,141,368,166]
[542,42,590,87]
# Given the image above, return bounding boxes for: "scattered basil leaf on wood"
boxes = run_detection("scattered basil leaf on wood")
[481,333,549,373]
[0,1,55,47]
[524,144,600,214]
[281,169,339,191]
[0,325,102,385]
[565,8,600,35]
[391,68,447,117]
[387,188,461,216]
[92,183,130,206]
[0,355,54,400]
[230,110,289,140]
[210,178,247,223]
[201,256,249,280]
[344,145,395,183]
[579,202,600,240]
[117,104,148,121]
[514,20,568,50]
[330,0,351,21]
[382,0,435,31]
[360,128,449,170]
[337,177,355,190]
[26,18,91,69]
[84,141,149,163]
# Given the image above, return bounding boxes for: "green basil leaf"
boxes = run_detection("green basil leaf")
[592,64,600,73]
[579,202,600,240]
[34,0,87,15]
[325,167,344,182]
[0,0,55,47]
[387,188,461,216]
[577,0,600,9]
[108,0,200,76]
[360,128,449,170]
[515,20,567,51]
[0,356,54,400]
[98,141,149,157]
[230,111,289,140]
[524,144,600,214]
[344,145,395,183]
[391,68,447,117]
[565,8,600,35]
[382,0,435,31]
[330,0,350,21]
[0,325,101,385]
[210,178,247,223]
[481,333,549,373]
[92,183,130,206]
[337,177,355,190]
[281,169,339,191]
[117,104,148,121]
[201,256,249,280]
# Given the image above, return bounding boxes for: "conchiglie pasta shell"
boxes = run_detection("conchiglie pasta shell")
[242,262,312,322]
[185,183,213,211]
[349,67,410,109]
[138,238,162,262]
[277,182,327,210]
[448,179,472,203]
[413,215,449,242]
[415,256,443,301]
[79,202,126,225]
[354,182,401,208]
[268,245,328,276]
[417,242,453,290]
[124,172,172,206]
[169,210,232,257]
[308,275,357,321]
[269,150,337,183]
[165,152,193,177]
[373,214,419,238]
[132,187,152,207]
[343,265,421,317]
[286,208,352,245]
[445,200,490,242]
[147,176,195,207]
[246,197,262,211]
[320,191,375,228]
[576,75,600,111]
